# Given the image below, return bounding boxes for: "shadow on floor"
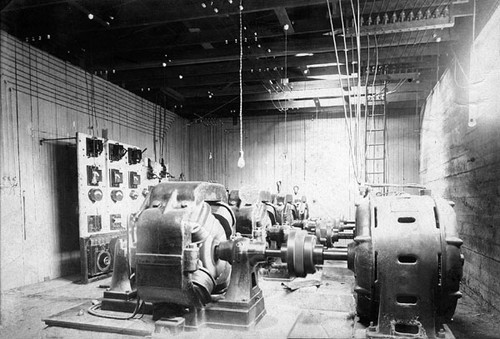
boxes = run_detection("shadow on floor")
[448,293,500,339]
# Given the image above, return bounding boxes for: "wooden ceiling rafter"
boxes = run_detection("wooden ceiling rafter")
[0,0,478,119]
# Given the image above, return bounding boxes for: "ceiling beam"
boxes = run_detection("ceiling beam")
[177,76,434,98]
[1,0,65,13]
[74,0,468,33]
[240,82,429,102]
[160,87,185,103]
[341,0,469,16]
[107,56,442,87]
[89,26,453,66]
[76,0,333,32]
[344,17,455,37]
[67,0,110,28]
[183,79,426,105]
[120,66,436,91]
[93,30,453,72]
[78,17,326,56]
[110,43,446,89]
[185,92,424,112]
[183,101,421,117]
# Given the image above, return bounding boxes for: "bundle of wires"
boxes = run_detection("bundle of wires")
[87,297,145,320]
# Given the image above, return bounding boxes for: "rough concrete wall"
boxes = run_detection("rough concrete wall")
[420,5,500,312]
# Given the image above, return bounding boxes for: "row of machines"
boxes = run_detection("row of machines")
[88,181,463,339]
[227,187,354,254]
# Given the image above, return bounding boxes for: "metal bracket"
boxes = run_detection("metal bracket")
[39,137,77,145]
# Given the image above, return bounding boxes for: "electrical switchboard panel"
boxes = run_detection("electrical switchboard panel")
[77,132,160,282]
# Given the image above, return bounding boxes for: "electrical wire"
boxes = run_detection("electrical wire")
[327,0,360,185]
[153,99,157,161]
[361,0,368,14]
[337,8,357,181]
[338,0,355,140]
[284,23,288,161]
[417,0,430,13]
[471,0,476,58]
[351,0,363,180]
[88,298,145,320]
[89,73,98,136]
[450,48,470,89]
[84,71,93,136]
[363,33,370,178]
[187,96,239,125]
[2,43,169,136]
[238,0,244,166]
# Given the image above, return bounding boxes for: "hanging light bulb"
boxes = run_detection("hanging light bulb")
[209,151,213,159]
[237,151,245,168]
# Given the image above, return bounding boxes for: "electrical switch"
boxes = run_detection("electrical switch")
[129,172,141,188]
[128,148,143,164]
[110,214,122,230]
[109,143,126,162]
[110,169,123,187]
[87,215,102,233]
[86,138,103,157]
[87,166,102,186]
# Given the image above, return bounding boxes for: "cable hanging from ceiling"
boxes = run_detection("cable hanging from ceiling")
[283,21,289,165]
[342,0,364,182]
[326,0,358,186]
[326,0,362,185]
[338,0,354,139]
[349,0,363,182]
[237,0,245,168]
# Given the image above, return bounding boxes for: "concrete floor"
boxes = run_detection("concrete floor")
[0,263,499,339]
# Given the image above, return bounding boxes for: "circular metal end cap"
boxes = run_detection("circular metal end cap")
[88,189,103,202]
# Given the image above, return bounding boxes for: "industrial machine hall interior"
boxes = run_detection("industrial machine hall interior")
[0,0,499,338]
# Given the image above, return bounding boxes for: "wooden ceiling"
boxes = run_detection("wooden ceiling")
[0,0,478,119]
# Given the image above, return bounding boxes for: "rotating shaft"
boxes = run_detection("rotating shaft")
[264,230,347,277]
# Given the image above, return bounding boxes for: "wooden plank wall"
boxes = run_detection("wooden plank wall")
[0,31,188,290]
[386,112,421,187]
[420,4,500,313]
[188,111,419,220]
